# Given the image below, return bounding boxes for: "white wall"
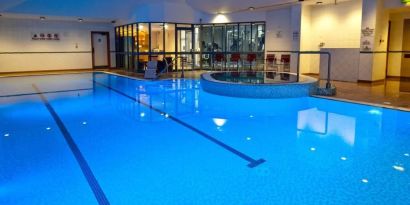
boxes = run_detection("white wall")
[359,0,389,81]
[124,2,205,24]
[300,0,362,74]
[265,7,293,52]
[0,18,115,73]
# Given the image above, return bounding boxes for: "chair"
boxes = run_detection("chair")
[244,53,257,70]
[281,54,291,72]
[214,53,225,70]
[229,53,241,70]
[266,54,277,71]
[144,61,158,79]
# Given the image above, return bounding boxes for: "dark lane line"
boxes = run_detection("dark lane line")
[32,84,110,205]
[0,88,93,98]
[93,80,266,168]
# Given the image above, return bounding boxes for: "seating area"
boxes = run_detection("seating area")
[138,53,293,73]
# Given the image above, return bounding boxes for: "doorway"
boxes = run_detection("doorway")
[91,31,110,68]
[176,27,193,70]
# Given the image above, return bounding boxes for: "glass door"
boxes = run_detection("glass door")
[177,27,193,70]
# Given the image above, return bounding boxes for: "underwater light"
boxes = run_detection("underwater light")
[212,118,227,127]
[393,165,405,172]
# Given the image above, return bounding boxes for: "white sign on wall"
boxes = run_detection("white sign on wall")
[31,33,60,40]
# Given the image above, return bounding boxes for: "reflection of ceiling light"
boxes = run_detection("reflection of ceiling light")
[213,118,227,127]
[139,25,144,30]
[340,156,347,161]
[46,127,51,130]
[82,121,87,125]
[393,165,405,172]
[246,137,252,141]
[310,147,316,152]
[140,112,146,117]
[405,153,410,157]
[368,109,382,115]
[4,133,10,137]
[361,179,368,183]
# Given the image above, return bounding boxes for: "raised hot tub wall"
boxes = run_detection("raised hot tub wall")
[200,72,318,99]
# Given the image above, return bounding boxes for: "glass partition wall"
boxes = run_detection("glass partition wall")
[115,22,265,72]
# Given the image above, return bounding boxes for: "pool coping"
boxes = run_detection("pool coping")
[312,95,410,112]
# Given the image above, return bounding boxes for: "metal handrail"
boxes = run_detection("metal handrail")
[266,50,332,89]
[170,56,188,78]
[360,50,410,54]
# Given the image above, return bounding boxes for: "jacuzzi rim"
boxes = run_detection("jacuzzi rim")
[201,71,318,86]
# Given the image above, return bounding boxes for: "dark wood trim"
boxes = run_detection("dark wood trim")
[358,79,386,83]
[91,31,111,69]
[385,21,392,77]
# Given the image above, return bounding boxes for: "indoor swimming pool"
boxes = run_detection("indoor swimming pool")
[0,72,409,204]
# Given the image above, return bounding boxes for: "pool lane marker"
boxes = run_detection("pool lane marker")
[32,84,110,205]
[0,88,93,98]
[93,80,266,168]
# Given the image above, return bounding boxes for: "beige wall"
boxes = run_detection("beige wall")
[388,12,410,77]
[0,18,115,72]
[371,0,389,81]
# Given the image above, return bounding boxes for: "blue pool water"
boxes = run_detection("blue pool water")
[0,72,409,204]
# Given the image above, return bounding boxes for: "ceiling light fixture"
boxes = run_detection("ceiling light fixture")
[316,1,323,4]
[78,18,83,22]
[248,7,255,11]
[40,16,46,20]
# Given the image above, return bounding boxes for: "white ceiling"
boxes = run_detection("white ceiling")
[0,0,352,21]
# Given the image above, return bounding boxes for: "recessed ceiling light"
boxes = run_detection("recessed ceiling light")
[316,1,323,4]
[111,20,116,24]
[78,18,83,22]
[248,7,255,11]
[40,16,46,20]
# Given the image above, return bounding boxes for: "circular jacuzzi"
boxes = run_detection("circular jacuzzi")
[200,71,318,98]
